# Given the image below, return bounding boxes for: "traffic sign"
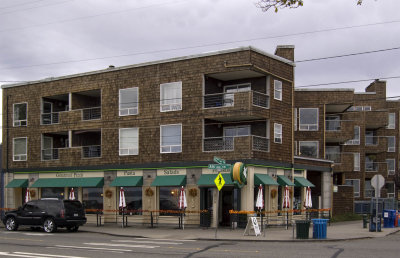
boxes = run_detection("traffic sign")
[214,173,225,191]
[371,174,385,197]
[208,164,231,170]
[213,156,226,164]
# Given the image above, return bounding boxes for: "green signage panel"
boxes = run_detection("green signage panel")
[213,156,226,164]
[208,164,231,170]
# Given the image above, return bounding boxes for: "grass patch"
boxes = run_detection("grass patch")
[330,213,363,223]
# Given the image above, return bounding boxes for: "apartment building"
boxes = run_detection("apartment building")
[2,46,331,226]
[295,80,399,214]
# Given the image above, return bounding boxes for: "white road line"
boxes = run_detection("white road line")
[133,238,195,242]
[46,247,124,254]
[23,233,53,236]
[14,252,87,258]
[112,239,182,245]
[54,245,132,252]
[84,242,159,249]
[0,252,48,258]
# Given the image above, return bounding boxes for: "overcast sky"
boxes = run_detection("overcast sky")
[1,0,400,142]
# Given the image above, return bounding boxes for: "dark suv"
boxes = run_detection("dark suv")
[2,199,86,233]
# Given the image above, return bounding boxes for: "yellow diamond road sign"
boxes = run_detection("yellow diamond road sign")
[214,173,225,191]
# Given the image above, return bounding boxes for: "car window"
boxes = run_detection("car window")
[64,201,83,211]
[36,201,47,210]
[45,200,62,214]
[23,203,36,212]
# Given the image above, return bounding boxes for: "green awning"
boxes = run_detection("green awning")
[110,176,143,187]
[294,177,315,187]
[151,175,186,187]
[277,175,295,186]
[197,174,234,186]
[6,179,29,188]
[254,174,279,186]
[31,177,104,188]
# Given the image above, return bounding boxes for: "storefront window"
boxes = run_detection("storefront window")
[293,187,301,215]
[41,187,64,199]
[122,187,142,215]
[159,186,179,216]
[82,187,103,214]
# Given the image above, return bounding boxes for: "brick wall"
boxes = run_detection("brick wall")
[333,185,354,216]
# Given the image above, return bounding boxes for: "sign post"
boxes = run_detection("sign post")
[371,174,385,232]
[214,173,225,239]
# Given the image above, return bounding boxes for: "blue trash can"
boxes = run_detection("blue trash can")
[312,219,328,239]
[383,210,396,228]
[369,216,381,232]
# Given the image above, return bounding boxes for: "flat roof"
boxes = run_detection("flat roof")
[2,46,295,89]
[295,88,354,92]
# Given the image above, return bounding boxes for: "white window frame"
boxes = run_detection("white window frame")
[160,81,182,112]
[387,159,395,175]
[273,80,282,101]
[345,179,360,198]
[274,123,282,144]
[387,136,395,152]
[387,113,395,129]
[13,102,28,127]
[354,153,360,171]
[299,141,319,158]
[299,108,319,131]
[13,137,27,161]
[119,128,139,156]
[160,124,182,153]
[119,87,139,116]
[386,182,395,198]
[345,126,360,145]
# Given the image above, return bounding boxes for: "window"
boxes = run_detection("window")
[387,136,395,152]
[299,108,318,131]
[365,131,377,145]
[224,83,251,106]
[299,141,318,158]
[294,108,297,131]
[160,81,182,112]
[119,87,138,116]
[13,103,27,127]
[274,123,282,144]
[348,106,371,111]
[365,156,377,172]
[345,179,360,197]
[159,186,180,215]
[386,182,395,198]
[119,128,139,155]
[13,137,27,161]
[325,146,340,163]
[224,125,250,137]
[364,180,375,198]
[123,187,142,215]
[41,188,64,199]
[387,159,395,175]
[354,153,360,171]
[345,126,360,145]
[326,116,340,131]
[387,113,395,129]
[160,124,182,153]
[273,80,282,101]
[82,187,103,214]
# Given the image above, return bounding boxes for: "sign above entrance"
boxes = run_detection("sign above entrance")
[214,173,225,191]
[208,164,231,170]
[213,156,226,164]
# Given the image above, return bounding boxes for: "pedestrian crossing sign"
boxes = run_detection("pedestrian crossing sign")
[214,173,225,191]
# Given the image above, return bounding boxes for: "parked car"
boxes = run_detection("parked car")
[2,198,86,233]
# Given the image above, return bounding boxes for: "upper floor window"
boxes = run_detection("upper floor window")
[354,153,360,171]
[345,179,360,197]
[386,159,395,175]
[13,103,27,127]
[13,137,27,161]
[273,80,282,101]
[387,113,395,129]
[160,81,182,112]
[299,108,318,131]
[386,182,395,198]
[119,128,139,155]
[387,136,395,152]
[348,106,371,111]
[345,126,360,145]
[160,124,182,153]
[299,141,318,158]
[274,123,282,144]
[326,116,340,131]
[119,87,138,116]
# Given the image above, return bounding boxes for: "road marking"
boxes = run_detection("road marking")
[54,245,132,252]
[14,252,87,258]
[112,239,182,245]
[22,233,54,236]
[0,236,43,242]
[84,242,159,249]
[167,247,260,253]
[133,238,195,242]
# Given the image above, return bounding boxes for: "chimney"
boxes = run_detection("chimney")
[366,79,386,98]
[274,45,295,61]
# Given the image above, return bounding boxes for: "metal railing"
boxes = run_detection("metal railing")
[203,91,269,109]
[42,148,60,160]
[82,145,101,158]
[365,162,378,172]
[203,137,234,151]
[252,91,269,108]
[325,120,341,131]
[365,136,378,145]
[252,135,269,152]
[41,112,60,125]
[82,107,101,120]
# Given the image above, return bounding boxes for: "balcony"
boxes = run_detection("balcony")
[365,111,388,129]
[203,135,269,152]
[71,89,101,121]
[332,153,354,172]
[41,112,60,125]
[72,130,101,159]
[365,136,387,153]
[41,132,68,161]
[82,107,101,120]
[42,148,60,161]
[325,118,354,143]
[82,145,101,158]
[41,94,69,125]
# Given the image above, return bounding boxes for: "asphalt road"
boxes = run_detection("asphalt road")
[0,226,399,258]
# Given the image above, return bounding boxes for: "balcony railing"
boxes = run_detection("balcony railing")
[42,148,60,160]
[365,162,378,172]
[41,112,60,125]
[82,145,101,158]
[203,91,269,109]
[204,137,234,151]
[365,136,378,145]
[252,135,269,152]
[325,152,341,163]
[82,107,101,120]
[325,120,341,131]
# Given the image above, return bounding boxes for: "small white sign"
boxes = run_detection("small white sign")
[384,212,389,218]
[251,217,261,236]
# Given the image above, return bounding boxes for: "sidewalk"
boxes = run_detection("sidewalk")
[79,220,400,241]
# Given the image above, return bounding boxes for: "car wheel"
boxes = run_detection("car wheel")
[43,218,57,233]
[67,225,79,232]
[5,217,18,231]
